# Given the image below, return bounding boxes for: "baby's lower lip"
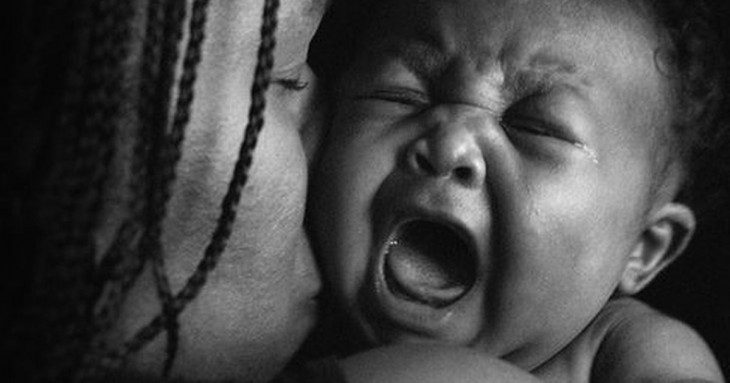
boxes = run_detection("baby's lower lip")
[363,273,444,339]
[363,266,458,343]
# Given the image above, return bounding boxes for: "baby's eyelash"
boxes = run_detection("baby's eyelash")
[360,88,430,106]
[500,117,556,138]
[274,77,309,91]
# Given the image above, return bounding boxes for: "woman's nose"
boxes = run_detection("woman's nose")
[405,123,486,188]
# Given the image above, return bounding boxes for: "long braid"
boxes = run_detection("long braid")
[138,0,187,377]
[96,0,167,295]
[107,0,281,368]
[76,1,183,379]
[154,0,211,375]
[50,0,133,378]
[88,0,210,372]
[66,0,135,377]
[72,0,136,361]
[90,0,165,350]
[172,0,279,309]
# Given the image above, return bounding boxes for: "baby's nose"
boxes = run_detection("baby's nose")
[405,116,486,188]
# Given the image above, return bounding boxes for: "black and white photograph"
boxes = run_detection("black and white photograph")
[4,0,729,381]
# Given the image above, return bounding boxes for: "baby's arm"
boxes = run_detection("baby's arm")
[338,344,540,383]
[592,300,724,383]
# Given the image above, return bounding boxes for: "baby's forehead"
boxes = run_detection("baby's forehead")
[366,0,661,54]
[361,36,597,101]
[352,0,675,183]
[361,0,667,105]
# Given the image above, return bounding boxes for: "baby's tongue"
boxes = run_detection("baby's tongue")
[384,221,472,307]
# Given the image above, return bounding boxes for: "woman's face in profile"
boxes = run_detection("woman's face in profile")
[111,0,327,381]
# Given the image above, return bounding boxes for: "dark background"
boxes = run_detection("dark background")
[3,0,730,379]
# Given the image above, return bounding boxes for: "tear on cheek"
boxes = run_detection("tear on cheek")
[572,142,599,164]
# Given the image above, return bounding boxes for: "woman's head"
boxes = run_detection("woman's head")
[7,0,328,381]
[108,0,329,380]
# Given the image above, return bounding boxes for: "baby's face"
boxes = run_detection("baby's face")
[311,0,672,370]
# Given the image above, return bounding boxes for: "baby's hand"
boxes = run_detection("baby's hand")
[340,344,541,383]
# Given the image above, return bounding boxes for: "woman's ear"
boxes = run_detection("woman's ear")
[618,202,696,295]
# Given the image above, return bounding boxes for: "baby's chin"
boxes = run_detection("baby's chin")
[351,308,561,373]
[344,240,564,370]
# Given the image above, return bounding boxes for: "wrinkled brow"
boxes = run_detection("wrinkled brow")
[376,38,451,81]
[510,53,591,97]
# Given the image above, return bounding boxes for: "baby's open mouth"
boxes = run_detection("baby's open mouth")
[383,220,476,308]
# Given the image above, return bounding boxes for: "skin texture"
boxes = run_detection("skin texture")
[100,0,327,381]
[311,0,720,380]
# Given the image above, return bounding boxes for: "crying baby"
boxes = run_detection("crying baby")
[306,0,725,381]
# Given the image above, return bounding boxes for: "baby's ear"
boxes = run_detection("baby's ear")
[618,203,696,295]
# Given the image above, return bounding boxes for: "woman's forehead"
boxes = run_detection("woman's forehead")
[277,0,329,46]
[210,0,327,36]
[203,0,326,70]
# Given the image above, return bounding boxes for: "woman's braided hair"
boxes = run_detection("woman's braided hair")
[4,0,282,380]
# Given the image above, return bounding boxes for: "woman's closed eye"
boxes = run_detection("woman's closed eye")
[272,61,317,94]
[273,76,310,92]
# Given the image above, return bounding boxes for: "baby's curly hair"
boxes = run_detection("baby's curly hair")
[646,0,730,216]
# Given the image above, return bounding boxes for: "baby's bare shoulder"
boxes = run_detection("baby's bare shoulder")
[537,298,724,383]
[589,298,724,383]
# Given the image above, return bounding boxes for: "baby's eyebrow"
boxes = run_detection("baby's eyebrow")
[511,53,591,96]
[380,39,451,81]
[527,53,578,74]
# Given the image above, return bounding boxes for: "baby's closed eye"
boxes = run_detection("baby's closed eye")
[358,87,430,108]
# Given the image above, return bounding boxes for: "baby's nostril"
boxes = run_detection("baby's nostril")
[415,152,436,174]
[454,166,473,182]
